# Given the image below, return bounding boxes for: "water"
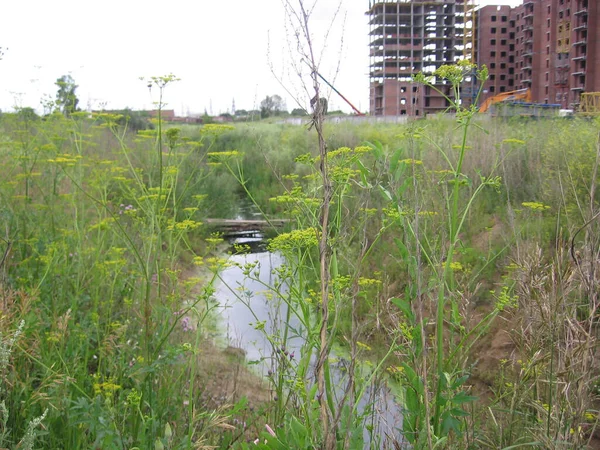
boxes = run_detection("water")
[214,245,302,365]
[212,229,403,448]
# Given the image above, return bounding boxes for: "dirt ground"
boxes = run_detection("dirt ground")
[196,341,270,408]
[176,259,272,410]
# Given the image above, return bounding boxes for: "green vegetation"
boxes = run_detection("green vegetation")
[0,63,599,449]
[55,75,80,117]
[259,95,287,119]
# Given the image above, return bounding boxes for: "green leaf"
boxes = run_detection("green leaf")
[402,399,419,445]
[401,363,418,384]
[290,415,307,435]
[256,429,287,449]
[390,297,414,322]
[432,437,448,449]
[405,383,420,413]
[438,395,448,407]
[449,407,471,417]
[397,176,410,195]
[366,140,384,160]
[355,159,372,188]
[451,375,469,389]
[441,372,452,389]
[394,238,409,260]
[339,404,364,449]
[379,185,393,201]
[390,147,404,174]
[231,396,248,414]
[404,283,417,302]
[451,392,478,405]
[289,415,308,447]
[403,418,418,444]
[413,322,424,356]
[309,383,319,400]
[407,255,418,279]
[441,412,461,436]
[164,422,172,439]
[402,362,425,398]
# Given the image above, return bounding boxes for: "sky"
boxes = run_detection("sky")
[0,0,521,116]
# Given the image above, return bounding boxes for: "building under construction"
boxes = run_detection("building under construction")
[368,0,476,116]
[369,0,600,115]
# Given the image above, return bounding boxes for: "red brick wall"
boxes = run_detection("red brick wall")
[478,5,514,102]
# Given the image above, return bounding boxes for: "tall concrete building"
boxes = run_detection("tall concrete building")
[369,0,600,115]
[367,0,475,116]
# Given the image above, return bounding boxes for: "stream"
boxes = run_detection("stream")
[211,209,403,448]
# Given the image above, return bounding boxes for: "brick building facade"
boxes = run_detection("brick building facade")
[476,5,514,99]
[368,0,599,115]
[478,0,597,109]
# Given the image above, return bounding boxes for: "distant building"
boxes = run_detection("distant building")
[171,116,203,124]
[368,0,599,115]
[476,5,514,102]
[149,109,176,121]
[148,110,203,123]
[213,114,234,123]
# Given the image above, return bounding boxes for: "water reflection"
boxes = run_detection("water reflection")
[214,244,303,366]
[213,233,403,448]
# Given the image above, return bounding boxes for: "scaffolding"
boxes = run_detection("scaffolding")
[462,0,476,62]
[367,0,476,116]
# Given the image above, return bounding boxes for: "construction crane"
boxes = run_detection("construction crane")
[479,88,532,113]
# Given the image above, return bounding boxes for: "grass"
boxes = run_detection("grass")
[0,79,599,448]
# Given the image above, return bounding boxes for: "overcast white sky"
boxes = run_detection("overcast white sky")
[0,0,521,115]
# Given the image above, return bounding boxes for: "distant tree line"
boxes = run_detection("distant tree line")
[260,94,286,118]
[258,94,346,118]
[0,72,343,124]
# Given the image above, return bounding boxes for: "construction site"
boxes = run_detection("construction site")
[368,0,476,116]
[367,0,600,117]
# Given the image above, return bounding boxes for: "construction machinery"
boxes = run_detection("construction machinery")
[479,88,532,113]
[495,101,562,118]
[579,92,600,116]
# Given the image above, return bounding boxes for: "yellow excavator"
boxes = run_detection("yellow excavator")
[479,88,532,113]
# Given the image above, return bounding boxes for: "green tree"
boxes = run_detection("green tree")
[107,108,153,132]
[16,107,39,122]
[291,108,308,116]
[55,75,80,116]
[201,111,214,124]
[260,94,286,118]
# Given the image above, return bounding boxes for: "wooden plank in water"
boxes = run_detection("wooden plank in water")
[204,218,290,232]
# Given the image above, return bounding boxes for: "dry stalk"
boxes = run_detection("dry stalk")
[512,243,599,447]
[277,1,344,446]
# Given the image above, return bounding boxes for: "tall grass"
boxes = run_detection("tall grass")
[0,80,254,448]
[203,78,600,448]
[0,72,599,448]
